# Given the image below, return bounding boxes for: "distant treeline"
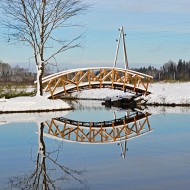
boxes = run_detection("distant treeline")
[0,61,51,84]
[0,61,36,84]
[134,59,190,81]
[1,59,190,84]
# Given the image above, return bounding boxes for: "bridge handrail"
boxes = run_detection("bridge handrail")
[41,67,153,84]
[55,112,151,128]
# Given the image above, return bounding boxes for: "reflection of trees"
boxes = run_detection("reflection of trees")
[7,123,86,190]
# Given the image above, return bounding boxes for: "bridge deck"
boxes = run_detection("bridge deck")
[55,112,151,128]
[42,67,152,83]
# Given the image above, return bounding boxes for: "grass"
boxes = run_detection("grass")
[0,84,36,99]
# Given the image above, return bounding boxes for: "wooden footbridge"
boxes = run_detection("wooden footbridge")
[43,111,152,144]
[41,27,153,99]
[42,67,153,99]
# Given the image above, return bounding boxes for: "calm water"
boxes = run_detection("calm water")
[0,101,190,190]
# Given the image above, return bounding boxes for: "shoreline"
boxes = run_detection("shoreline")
[1,81,190,113]
[0,96,71,113]
[1,97,190,114]
[0,107,72,114]
[64,97,190,107]
[146,103,190,107]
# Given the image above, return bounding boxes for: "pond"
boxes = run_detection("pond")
[0,100,190,190]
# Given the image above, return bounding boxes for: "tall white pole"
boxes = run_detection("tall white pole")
[121,26,129,69]
[113,28,122,68]
[113,26,129,69]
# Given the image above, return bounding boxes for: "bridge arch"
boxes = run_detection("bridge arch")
[42,67,153,99]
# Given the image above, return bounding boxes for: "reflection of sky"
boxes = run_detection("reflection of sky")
[65,100,130,121]
[0,113,190,189]
[65,108,128,122]
[0,122,37,178]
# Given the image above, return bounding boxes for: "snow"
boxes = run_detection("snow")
[71,82,190,114]
[0,96,70,113]
[1,82,190,117]
[73,89,132,99]
[144,82,190,105]
[73,82,190,105]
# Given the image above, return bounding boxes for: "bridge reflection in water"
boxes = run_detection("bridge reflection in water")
[6,111,152,189]
[43,111,152,158]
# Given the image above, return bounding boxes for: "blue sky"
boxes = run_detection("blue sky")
[1,0,190,71]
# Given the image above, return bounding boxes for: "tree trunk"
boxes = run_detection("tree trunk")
[36,62,44,96]
[37,122,47,189]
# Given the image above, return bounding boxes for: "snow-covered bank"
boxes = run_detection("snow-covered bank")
[1,82,190,114]
[73,89,131,99]
[0,96,71,113]
[144,82,190,105]
[74,82,190,105]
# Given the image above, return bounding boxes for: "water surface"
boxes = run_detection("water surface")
[0,101,190,190]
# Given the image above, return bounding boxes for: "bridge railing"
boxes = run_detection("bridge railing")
[55,111,139,127]
[41,67,153,98]
[43,112,152,144]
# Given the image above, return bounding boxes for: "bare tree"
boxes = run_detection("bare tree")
[0,0,88,96]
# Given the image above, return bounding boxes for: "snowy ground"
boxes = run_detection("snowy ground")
[144,82,190,105]
[74,82,190,105]
[0,85,35,96]
[0,96,70,113]
[0,82,190,115]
